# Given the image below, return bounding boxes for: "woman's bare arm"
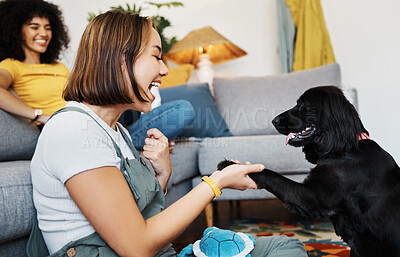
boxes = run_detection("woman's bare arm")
[0,69,48,123]
[65,163,263,257]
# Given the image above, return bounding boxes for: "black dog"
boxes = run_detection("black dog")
[218,86,400,257]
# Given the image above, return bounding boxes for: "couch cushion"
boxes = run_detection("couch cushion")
[0,237,29,257]
[168,139,201,185]
[160,83,233,138]
[198,135,314,176]
[0,161,33,243]
[213,63,341,136]
[165,180,192,208]
[0,109,40,161]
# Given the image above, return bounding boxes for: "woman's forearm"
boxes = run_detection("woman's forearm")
[0,87,37,119]
[140,181,216,256]
[156,173,170,192]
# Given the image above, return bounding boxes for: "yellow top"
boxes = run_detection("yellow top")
[0,58,69,115]
[286,0,336,71]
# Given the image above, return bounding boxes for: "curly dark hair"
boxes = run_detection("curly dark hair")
[0,0,70,63]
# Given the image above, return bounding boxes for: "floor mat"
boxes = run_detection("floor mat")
[229,219,350,257]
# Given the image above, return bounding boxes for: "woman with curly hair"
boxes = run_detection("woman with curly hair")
[0,0,194,150]
[0,0,70,124]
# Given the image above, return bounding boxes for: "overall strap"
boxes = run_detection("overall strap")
[49,107,125,160]
[117,123,141,160]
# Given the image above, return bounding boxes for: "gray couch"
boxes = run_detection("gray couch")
[0,63,351,256]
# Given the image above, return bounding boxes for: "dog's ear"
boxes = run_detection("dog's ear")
[315,87,366,157]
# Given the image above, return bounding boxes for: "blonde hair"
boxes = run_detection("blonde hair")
[64,10,155,105]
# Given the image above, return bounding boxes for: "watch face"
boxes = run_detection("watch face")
[35,109,43,116]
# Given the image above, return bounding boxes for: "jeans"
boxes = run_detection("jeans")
[125,100,195,150]
[251,236,307,257]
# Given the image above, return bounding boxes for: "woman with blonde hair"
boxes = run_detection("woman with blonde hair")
[28,10,307,257]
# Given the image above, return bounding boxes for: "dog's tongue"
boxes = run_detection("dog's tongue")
[286,133,297,145]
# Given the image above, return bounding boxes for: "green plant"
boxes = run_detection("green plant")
[87,1,183,54]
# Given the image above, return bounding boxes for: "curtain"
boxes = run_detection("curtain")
[276,0,296,73]
[285,0,336,71]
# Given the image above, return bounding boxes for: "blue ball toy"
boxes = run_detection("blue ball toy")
[179,227,255,257]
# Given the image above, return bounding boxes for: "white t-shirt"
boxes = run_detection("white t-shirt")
[30,101,135,254]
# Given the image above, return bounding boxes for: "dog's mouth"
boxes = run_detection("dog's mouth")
[286,125,317,145]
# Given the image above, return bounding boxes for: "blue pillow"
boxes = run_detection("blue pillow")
[160,83,233,138]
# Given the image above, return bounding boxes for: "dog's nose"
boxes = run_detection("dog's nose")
[272,116,282,127]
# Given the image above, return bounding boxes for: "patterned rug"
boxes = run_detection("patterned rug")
[229,219,350,257]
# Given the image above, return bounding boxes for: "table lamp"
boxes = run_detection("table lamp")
[163,26,247,94]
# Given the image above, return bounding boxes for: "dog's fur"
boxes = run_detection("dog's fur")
[218,86,400,257]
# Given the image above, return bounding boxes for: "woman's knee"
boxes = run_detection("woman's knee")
[170,100,195,124]
[177,100,194,114]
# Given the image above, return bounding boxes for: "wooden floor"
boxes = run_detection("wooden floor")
[171,199,307,253]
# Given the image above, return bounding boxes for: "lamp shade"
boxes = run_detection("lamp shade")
[163,26,247,66]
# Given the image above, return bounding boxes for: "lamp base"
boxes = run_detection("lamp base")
[197,53,215,96]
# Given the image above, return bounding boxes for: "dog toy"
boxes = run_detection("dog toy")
[179,227,255,257]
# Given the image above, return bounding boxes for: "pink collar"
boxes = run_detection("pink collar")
[358,133,370,140]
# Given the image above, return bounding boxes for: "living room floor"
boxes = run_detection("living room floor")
[172,199,308,253]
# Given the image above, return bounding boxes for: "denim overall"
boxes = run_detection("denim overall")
[27,107,177,257]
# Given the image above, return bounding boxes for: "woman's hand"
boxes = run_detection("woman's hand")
[209,162,264,191]
[142,128,172,189]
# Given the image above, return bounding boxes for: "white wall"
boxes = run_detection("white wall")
[322,0,400,164]
[51,0,400,163]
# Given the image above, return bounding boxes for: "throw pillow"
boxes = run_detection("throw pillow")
[0,109,40,161]
[161,64,194,88]
[160,83,233,138]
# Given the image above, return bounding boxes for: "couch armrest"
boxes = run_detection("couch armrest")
[342,87,358,110]
[0,161,33,243]
[0,109,39,161]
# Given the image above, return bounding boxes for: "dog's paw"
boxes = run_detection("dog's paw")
[217,159,236,170]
